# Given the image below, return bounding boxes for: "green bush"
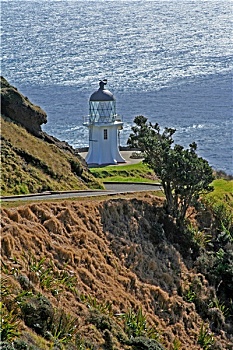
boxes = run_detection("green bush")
[49,309,78,345]
[20,294,53,336]
[69,159,83,176]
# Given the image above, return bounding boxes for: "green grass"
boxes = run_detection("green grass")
[206,179,233,208]
[203,179,233,234]
[89,162,158,183]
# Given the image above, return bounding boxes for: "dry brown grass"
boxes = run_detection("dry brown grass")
[1,194,231,349]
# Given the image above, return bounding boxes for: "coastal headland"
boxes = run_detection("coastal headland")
[1,77,232,349]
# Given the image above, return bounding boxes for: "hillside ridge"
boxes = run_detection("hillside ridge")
[1,77,102,195]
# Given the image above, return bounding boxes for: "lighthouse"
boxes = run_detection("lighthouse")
[84,79,125,165]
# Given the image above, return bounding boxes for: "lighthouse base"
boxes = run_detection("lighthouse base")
[84,122,126,166]
[85,147,126,166]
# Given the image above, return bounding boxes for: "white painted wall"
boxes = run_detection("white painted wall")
[85,121,125,165]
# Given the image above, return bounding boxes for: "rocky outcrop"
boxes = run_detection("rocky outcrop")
[1,76,47,136]
[0,76,85,162]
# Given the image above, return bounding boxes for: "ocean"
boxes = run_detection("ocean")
[1,0,232,174]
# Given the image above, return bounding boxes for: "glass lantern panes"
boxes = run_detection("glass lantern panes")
[89,100,116,123]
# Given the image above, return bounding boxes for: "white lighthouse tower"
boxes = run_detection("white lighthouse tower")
[84,79,125,165]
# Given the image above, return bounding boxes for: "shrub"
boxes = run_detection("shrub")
[89,310,112,332]
[49,309,78,345]
[20,294,53,336]
[69,159,83,176]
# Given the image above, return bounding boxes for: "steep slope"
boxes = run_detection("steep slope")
[1,194,232,349]
[1,117,102,195]
[1,77,102,195]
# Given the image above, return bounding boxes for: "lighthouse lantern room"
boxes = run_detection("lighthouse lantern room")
[84,79,125,165]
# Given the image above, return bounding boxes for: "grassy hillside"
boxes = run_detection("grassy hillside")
[205,179,233,207]
[1,117,103,195]
[1,192,233,350]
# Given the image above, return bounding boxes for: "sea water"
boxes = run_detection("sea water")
[1,0,232,174]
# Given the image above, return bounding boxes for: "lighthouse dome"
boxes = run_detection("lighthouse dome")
[89,80,116,123]
[90,79,115,102]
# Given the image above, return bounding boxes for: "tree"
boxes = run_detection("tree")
[127,116,214,226]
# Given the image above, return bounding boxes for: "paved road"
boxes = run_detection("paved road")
[1,183,161,202]
[104,182,161,192]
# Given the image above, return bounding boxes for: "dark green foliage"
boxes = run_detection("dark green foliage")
[12,340,28,350]
[127,116,214,226]
[89,310,112,331]
[0,342,15,350]
[18,275,33,291]
[48,309,78,343]
[103,329,114,350]
[202,195,233,240]
[126,336,166,350]
[69,159,83,176]
[195,198,233,316]
[0,339,43,350]
[20,294,78,345]
[196,244,233,310]
[20,295,53,336]
[75,334,97,350]
[12,339,29,350]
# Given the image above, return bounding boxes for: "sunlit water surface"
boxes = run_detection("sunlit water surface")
[1,0,232,173]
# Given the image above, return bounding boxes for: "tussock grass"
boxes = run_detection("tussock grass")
[1,195,231,349]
